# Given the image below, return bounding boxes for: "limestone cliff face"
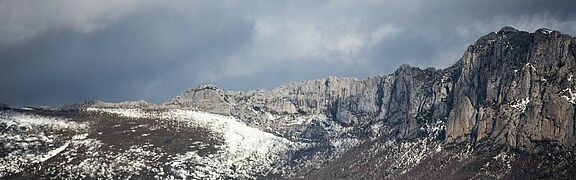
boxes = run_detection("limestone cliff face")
[446,27,576,150]
[162,27,576,150]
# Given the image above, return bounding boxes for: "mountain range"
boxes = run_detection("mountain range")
[1,26,576,179]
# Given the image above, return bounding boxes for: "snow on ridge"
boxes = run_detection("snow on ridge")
[540,28,553,35]
[85,107,146,118]
[159,109,303,156]
[88,108,307,178]
[0,111,87,130]
[88,108,304,153]
[160,109,308,178]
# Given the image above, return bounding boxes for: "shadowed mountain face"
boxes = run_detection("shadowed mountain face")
[2,27,576,179]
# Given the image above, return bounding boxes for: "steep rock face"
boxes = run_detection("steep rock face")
[446,27,576,150]
[383,65,453,138]
[163,67,456,143]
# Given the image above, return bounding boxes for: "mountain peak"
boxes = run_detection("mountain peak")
[182,84,223,94]
[498,26,519,34]
[196,84,221,90]
[535,28,554,35]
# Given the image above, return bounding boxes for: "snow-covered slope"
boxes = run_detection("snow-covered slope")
[1,108,313,178]
[2,107,361,179]
[86,108,308,178]
[0,111,88,177]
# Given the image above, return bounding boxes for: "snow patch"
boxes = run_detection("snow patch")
[0,111,87,130]
[540,28,553,35]
[559,88,576,104]
[509,97,530,113]
[525,63,537,72]
[37,142,69,162]
[72,133,88,140]
[85,108,145,118]
[440,74,450,83]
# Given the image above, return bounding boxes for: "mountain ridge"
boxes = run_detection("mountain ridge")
[79,26,576,152]
[5,26,572,179]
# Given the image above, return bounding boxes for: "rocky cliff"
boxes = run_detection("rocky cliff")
[163,26,576,151]
[446,27,576,150]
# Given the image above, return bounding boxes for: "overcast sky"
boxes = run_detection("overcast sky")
[1,0,576,106]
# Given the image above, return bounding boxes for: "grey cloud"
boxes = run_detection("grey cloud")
[0,0,139,46]
[1,0,575,106]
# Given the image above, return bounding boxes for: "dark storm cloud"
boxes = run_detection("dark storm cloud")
[0,0,254,106]
[1,0,575,106]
